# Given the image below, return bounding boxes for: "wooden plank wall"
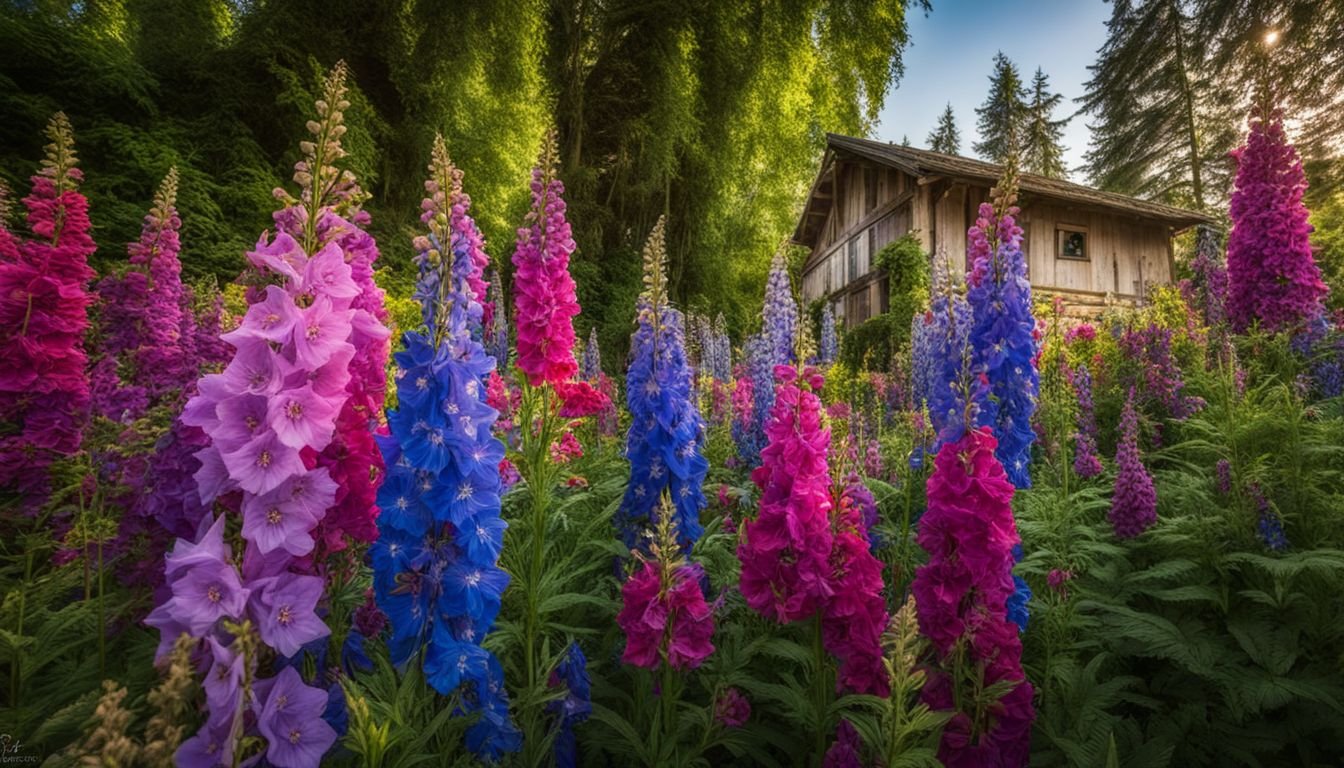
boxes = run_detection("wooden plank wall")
[1018,201,1172,295]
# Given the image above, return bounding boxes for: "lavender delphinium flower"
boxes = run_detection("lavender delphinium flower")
[581,326,601,381]
[1071,364,1103,479]
[763,251,798,366]
[1109,389,1157,539]
[966,159,1039,488]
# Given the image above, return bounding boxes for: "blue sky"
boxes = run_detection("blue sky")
[873,0,1113,181]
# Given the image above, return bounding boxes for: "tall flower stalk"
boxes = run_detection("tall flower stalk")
[616,495,715,758]
[370,135,519,760]
[1226,87,1326,334]
[0,113,96,511]
[966,159,1039,488]
[1109,388,1157,539]
[617,218,709,550]
[149,63,390,768]
[507,129,609,764]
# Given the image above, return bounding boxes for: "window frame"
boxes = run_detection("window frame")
[1056,224,1089,262]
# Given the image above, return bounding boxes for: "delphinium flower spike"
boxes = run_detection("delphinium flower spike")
[371,134,520,760]
[965,156,1039,488]
[617,494,715,671]
[151,63,390,768]
[1109,388,1157,539]
[617,217,710,549]
[0,113,96,511]
[1226,85,1326,334]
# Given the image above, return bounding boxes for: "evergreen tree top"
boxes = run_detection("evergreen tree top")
[973,52,1027,165]
[928,102,960,155]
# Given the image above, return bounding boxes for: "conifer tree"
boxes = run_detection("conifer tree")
[927,103,960,154]
[974,52,1028,164]
[1079,0,1237,210]
[1022,68,1068,178]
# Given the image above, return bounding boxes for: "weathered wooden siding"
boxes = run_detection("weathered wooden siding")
[1011,201,1172,296]
[801,160,916,326]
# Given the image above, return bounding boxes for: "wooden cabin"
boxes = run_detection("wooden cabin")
[793,133,1214,327]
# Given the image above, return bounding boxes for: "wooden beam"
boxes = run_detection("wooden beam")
[917,175,945,186]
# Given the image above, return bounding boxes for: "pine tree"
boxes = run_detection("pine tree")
[927,103,960,154]
[901,134,911,147]
[973,52,1028,164]
[1079,0,1237,210]
[1022,68,1068,178]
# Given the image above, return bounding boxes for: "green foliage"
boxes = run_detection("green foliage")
[839,313,900,373]
[875,233,929,338]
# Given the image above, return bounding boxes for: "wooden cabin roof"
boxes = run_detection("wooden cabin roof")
[793,133,1215,248]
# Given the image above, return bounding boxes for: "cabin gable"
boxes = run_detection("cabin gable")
[794,134,1212,328]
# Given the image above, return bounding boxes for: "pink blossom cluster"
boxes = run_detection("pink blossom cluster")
[823,478,889,696]
[737,365,835,623]
[1109,389,1156,539]
[0,115,96,510]
[914,427,1034,766]
[617,558,715,671]
[1226,98,1327,334]
[730,370,754,429]
[512,133,581,387]
[295,211,391,554]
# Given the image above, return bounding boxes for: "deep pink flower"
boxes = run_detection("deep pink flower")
[737,365,834,623]
[617,559,715,671]
[1226,96,1326,333]
[556,379,611,418]
[511,132,581,387]
[914,427,1034,766]
[714,688,750,728]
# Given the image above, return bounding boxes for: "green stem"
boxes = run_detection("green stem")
[661,663,676,764]
[812,613,829,766]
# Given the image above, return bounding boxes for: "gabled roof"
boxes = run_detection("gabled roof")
[793,133,1215,247]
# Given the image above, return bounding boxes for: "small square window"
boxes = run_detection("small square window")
[1057,226,1088,261]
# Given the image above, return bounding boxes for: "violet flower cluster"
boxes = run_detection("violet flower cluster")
[1118,325,1202,420]
[0,114,95,511]
[1226,95,1327,334]
[149,515,336,767]
[371,137,519,760]
[698,312,732,382]
[914,426,1035,766]
[617,218,709,550]
[93,167,198,418]
[1109,389,1157,539]
[152,69,390,767]
[914,250,977,455]
[965,172,1039,489]
[1071,364,1103,479]
[1183,225,1230,358]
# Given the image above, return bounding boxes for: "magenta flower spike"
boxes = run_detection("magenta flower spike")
[1226,90,1327,333]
